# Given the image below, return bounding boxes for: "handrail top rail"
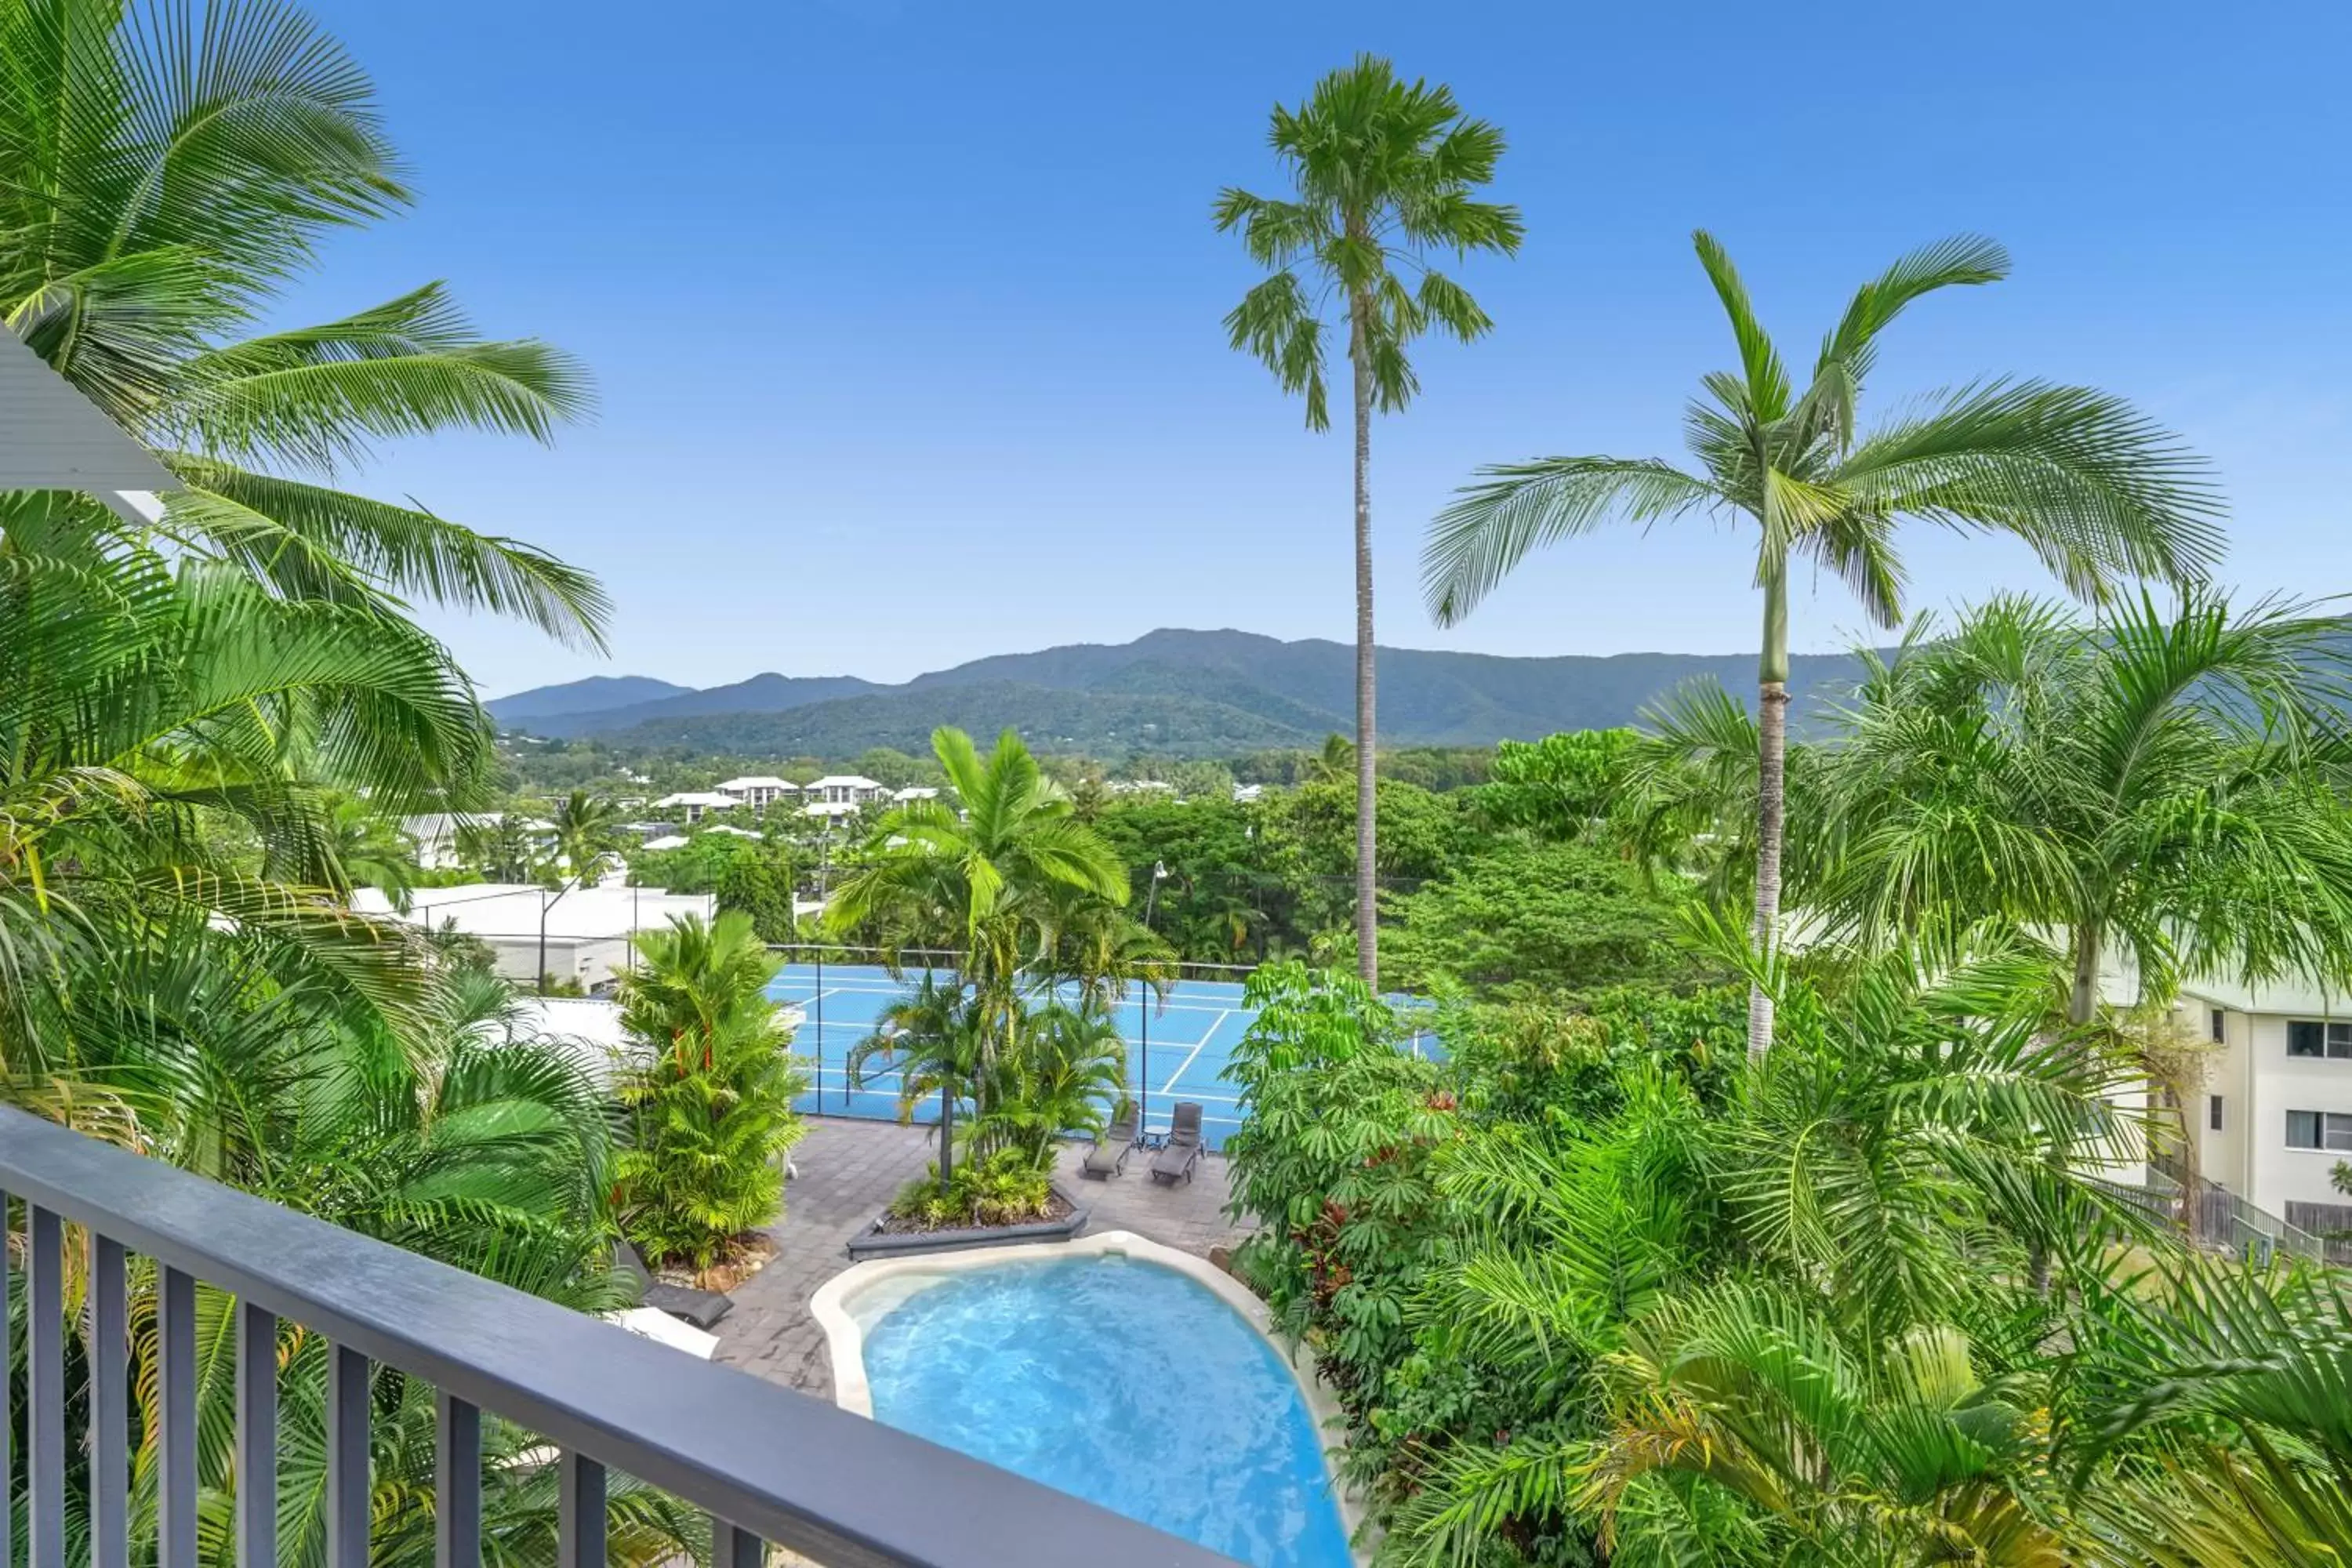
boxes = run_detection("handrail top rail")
[0,1106,1233,1568]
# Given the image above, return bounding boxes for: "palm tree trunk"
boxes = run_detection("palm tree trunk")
[1350,292,1379,989]
[938,1085,955,1187]
[1749,569,1789,1061]
[2068,923,2103,1026]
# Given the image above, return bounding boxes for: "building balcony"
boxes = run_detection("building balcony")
[0,1105,1231,1568]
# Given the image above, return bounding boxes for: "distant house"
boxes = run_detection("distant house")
[1232,784,1265,804]
[716,775,800,811]
[654,790,739,824]
[800,800,861,822]
[702,823,763,839]
[891,786,940,804]
[640,834,690,852]
[806,775,888,807]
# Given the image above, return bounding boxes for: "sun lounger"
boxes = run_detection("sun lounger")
[1079,1109,1138,1179]
[617,1240,733,1331]
[1149,1102,1204,1185]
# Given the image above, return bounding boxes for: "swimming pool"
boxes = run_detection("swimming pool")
[814,1235,1353,1567]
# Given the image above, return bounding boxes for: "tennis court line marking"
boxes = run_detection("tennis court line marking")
[1152,1009,1229,1096]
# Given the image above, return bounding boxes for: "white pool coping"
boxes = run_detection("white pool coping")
[809,1229,1370,1555]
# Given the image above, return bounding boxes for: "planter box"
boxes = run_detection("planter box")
[844,1184,1091,1260]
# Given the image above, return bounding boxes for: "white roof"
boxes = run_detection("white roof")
[641,834,689,851]
[0,323,179,501]
[702,823,762,838]
[368,883,717,942]
[892,786,939,801]
[655,792,738,809]
[808,775,883,790]
[716,775,800,793]
[800,800,861,818]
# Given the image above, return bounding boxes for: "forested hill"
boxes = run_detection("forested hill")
[488,629,1871,756]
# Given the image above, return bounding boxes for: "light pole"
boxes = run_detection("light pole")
[1138,861,1167,1141]
[813,822,832,1112]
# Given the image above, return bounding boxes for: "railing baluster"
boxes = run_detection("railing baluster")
[158,1268,198,1568]
[27,1207,62,1568]
[327,1345,371,1568]
[0,1192,12,1568]
[558,1451,604,1568]
[435,1392,481,1568]
[89,1236,128,1568]
[710,1517,765,1568]
[236,1302,277,1568]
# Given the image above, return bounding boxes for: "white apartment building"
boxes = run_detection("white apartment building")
[805,775,887,807]
[2137,972,2352,1242]
[715,775,800,811]
[654,790,739,824]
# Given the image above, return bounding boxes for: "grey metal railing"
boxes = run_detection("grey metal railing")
[0,1105,1232,1568]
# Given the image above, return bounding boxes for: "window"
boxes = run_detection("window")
[2209,1094,2224,1132]
[2286,1020,2352,1059]
[2285,1110,2352,1151]
[2210,1007,2226,1043]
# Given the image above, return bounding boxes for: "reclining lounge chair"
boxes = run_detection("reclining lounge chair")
[1080,1108,1139,1179]
[1149,1102,1204,1186]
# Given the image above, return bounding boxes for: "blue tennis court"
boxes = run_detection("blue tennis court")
[765,963,1261,1149]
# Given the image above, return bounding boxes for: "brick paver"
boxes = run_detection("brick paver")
[712,1116,1250,1399]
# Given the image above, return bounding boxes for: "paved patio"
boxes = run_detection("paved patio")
[712,1116,1250,1399]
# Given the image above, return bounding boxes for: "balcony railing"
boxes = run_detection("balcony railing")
[0,1105,1234,1568]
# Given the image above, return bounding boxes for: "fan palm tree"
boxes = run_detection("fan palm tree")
[1421,232,2223,1057]
[1215,55,1522,987]
[0,0,607,648]
[1808,592,2352,1022]
[826,727,1131,1047]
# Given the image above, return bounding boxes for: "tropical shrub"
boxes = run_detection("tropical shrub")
[613,913,807,1269]
[887,1149,1056,1229]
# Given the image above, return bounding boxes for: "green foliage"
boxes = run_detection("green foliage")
[1805,591,2352,1020]
[887,1149,1058,1229]
[613,913,807,1269]
[1475,730,1639,839]
[1215,938,2325,1566]
[1380,839,1722,1004]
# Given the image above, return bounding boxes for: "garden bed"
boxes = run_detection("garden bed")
[846,1183,1091,1259]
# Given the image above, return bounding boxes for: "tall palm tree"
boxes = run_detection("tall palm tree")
[1421,232,2223,1056]
[826,727,1131,1045]
[1215,55,1522,986]
[0,0,607,648]
[1807,592,2352,1023]
[535,789,625,989]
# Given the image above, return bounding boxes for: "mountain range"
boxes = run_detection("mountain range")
[486,629,1870,757]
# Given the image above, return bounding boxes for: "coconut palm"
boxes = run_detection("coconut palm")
[535,789,626,990]
[1421,232,2223,1057]
[1215,55,1522,986]
[826,727,1131,1041]
[1808,592,2352,1022]
[0,0,606,648]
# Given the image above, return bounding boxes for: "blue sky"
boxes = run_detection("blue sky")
[299,0,2352,698]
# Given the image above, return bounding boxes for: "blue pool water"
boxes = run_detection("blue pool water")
[858,1257,1352,1566]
